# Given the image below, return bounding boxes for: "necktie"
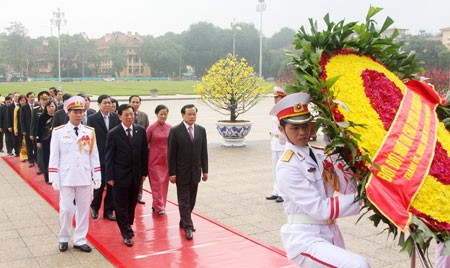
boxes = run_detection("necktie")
[309,148,318,164]
[188,126,194,142]
[104,115,109,130]
[134,112,138,124]
[74,127,79,137]
[126,128,132,143]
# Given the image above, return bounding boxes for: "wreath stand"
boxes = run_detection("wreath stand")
[410,232,431,268]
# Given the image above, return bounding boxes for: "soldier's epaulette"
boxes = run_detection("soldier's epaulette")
[33,106,40,109]
[280,149,294,162]
[84,125,94,130]
[54,125,65,130]
[310,144,325,151]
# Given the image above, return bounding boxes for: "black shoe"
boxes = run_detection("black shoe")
[185,228,193,240]
[179,221,196,232]
[137,199,145,204]
[91,209,98,220]
[266,195,278,200]
[74,244,92,252]
[104,213,116,221]
[59,242,68,252]
[15,154,19,157]
[37,169,43,175]
[124,238,133,247]
[28,163,34,167]
[276,196,284,203]
[7,153,13,156]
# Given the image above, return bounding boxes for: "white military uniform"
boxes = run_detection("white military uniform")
[277,142,370,268]
[270,115,285,196]
[49,122,101,246]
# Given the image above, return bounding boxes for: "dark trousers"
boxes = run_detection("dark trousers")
[176,181,199,230]
[42,139,51,183]
[24,135,35,164]
[5,130,13,154]
[13,133,21,156]
[113,179,139,239]
[91,166,115,215]
[36,146,43,171]
[0,131,4,151]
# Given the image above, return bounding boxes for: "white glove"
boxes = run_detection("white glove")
[52,181,60,191]
[93,180,101,190]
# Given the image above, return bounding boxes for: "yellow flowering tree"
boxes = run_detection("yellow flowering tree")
[195,54,270,121]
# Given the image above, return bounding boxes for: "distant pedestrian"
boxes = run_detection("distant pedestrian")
[13,94,27,162]
[266,86,286,203]
[146,104,171,215]
[20,92,37,167]
[49,96,101,253]
[111,98,119,114]
[30,90,50,175]
[36,100,57,184]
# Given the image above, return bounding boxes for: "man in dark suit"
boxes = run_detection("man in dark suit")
[79,94,96,125]
[105,104,148,247]
[0,96,12,154]
[20,92,37,167]
[128,95,149,204]
[168,104,208,241]
[88,94,120,221]
[52,94,73,128]
[7,92,21,156]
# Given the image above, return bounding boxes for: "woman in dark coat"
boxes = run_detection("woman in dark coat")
[36,100,57,184]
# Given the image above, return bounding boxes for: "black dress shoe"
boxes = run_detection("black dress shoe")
[91,209,99,220]
[276,196,284,203]
[28,163,34,167]
[59,242,68,252]
[265,195,278,200]
[179,221,196,232]
[74,244,92,252]
[185,228,193,240]
[104,214,116,221]
[137,199,145,204]
[37,169,43,175]
[124,238,133,247]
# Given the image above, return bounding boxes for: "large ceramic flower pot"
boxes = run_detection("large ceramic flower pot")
[215,120,252,147]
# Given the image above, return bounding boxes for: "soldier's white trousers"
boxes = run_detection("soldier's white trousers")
[59,185,92,246]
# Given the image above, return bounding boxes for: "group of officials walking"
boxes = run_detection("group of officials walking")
[41,92,209,251]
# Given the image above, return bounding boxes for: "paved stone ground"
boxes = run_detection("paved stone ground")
[0,95,436,267]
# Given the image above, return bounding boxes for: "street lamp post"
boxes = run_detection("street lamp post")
[256,0,266,78]
[51,8,66,89]
[231,19,241,56]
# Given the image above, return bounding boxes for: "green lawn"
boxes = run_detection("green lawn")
[0,80,274,97]
[0,80,200,97]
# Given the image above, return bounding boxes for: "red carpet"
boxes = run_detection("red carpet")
[3,156,295,268]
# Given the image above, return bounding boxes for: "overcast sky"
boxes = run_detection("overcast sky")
[1,0,449,39]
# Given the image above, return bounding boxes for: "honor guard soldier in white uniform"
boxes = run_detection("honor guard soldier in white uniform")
[270,92,370,268]
[266,86,287,203]
[48,96,101,253]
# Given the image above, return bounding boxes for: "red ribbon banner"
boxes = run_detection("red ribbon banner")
[366,80,445,231]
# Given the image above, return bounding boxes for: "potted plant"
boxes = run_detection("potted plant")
[195,53,270,147]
